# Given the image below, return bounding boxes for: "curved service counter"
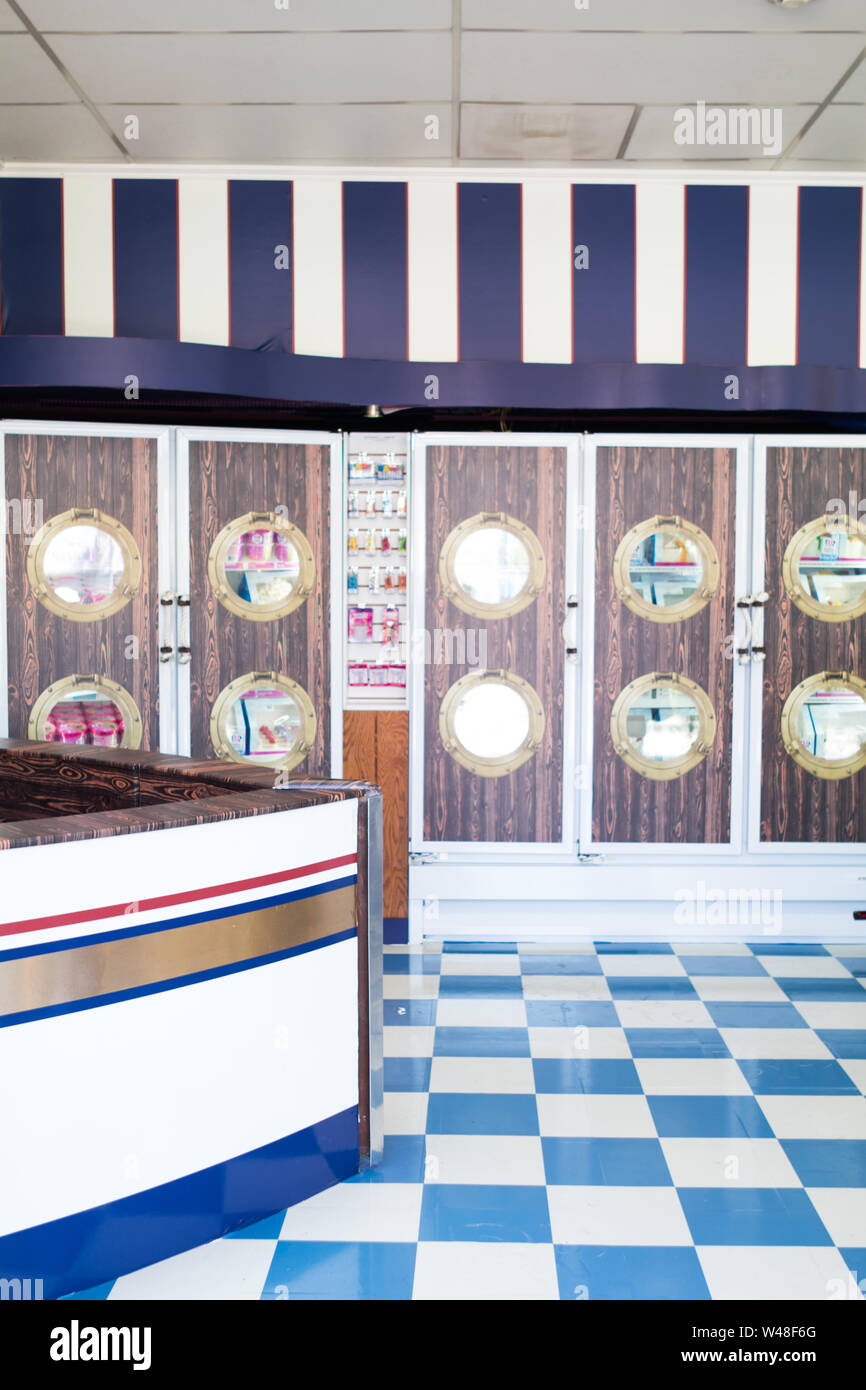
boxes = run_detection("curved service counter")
[0,740,383,1300]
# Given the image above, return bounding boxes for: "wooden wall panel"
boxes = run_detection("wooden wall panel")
[343,709,408,919]
[343,709,377,782]
[424,444,567,844]
[761,446,866,843]
[187,439,331,775]
[4,433,160,749]
[592,446,737,844]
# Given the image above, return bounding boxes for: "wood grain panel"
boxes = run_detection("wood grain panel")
[592,446,737,844]
[187,440,331,775]
[4,433,160,749]
[761,446,866,843]
[378,710,409,918]
[424,444,567,844]
[343,709,377,782]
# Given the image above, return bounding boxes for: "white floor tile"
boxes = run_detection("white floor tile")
[518,942,597,954]
[634,1058,751,1096]
[429,1056,535,1094]
[826,944,866,957]
[384,1091,429,1135]
[691,977,789,1002]
[719,1028,833,1060]
[522,975,611,1000]
[547,1186,692,1246]
[278,1182,423,1243]
[794,1002,866,1030]
[600,955,687,976]
[614,1000,716,1029]
[529,1026,631,1059]
[440,954,521,975]
[107,1238,275,1301]
[754,956,853,979]
[424,1134,545,1186]
[537,1093,657,1138]
[660,1137,801,1188]
[383,974,439,999]
[756,1095,866,1140]
[840,1059,866,1094]
[384,1026,434,1058]
[697,1245,861,1301]
[806,1187,866,1246]
[435,998,528,1028]
[413,1241,558,1300]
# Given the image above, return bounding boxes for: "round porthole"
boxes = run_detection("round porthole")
[781,672,866,780]
[439,669,545,777]
[210,672,317,771]
[782,516,866,622]
[439,512,546,619]
[610,673,717,781]
[26,509,142,621]
[28,674,143,750]
[207,513,315,622]
[613,516,719,623]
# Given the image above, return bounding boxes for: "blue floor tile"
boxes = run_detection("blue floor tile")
[705,1002,808,1029]
[442,941,519,953]
[224,1210,286,1239]
[525,1000,620,1028]
[815,1029,866,1059]
[519,955,603,975]
[777,978,866,1001]
[677,1187,832,1246]
[554,1245,710,1300]
[348,1136,427,1185]
[60,1281,116,1300]
[737,1058,858,1095]
[543,1137,672,1186]
[678,955,767,977]
[625,1028,730,1059]
[745,942,829,955]
[384,1057,432,1092]
[594,941,674,953]
[438,974,524,998]
[384,999,437,1026]
[426,1092,539,1136]
[780,1140,866,1188]
[837,959,866,977]
[648,1094,775,1139]
[608,977,699,1000]
[419,1184,551,1243]
[383,954,441,974]
[433,1026,530,1057]
[837,1249,866,1294]
[533,1058,641,1094]
[262,1242,417,1300]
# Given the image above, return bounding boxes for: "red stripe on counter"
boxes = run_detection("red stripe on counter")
[0,852,357,940]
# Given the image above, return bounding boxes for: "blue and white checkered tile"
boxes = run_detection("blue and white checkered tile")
[66,940,866,1302]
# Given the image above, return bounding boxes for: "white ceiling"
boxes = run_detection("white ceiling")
[0,0,863,169]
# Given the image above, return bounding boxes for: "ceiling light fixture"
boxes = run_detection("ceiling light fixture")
[767,0,816,9]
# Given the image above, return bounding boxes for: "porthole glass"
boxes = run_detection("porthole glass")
[208,513,315,622]
[210,672,317,771]
[26,509,142,621]
[782,517,866,621]
[613,516,719,623]
[439,670,545,777]
[781,672,866,779]
[611,673,717,780]
[439,513,545,619]
[28,675,143,750]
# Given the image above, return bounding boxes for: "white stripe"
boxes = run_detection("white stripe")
[860,189,866,370]
[635,182,684,364]
[747,183,798,367]
[292,177,344,357]
[408,178,458,362]
[178,177,229,346]
[521,180,572,364]
[62,175,113,337]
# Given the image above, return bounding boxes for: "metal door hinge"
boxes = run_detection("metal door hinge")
[410,851,440,864]
[577,853,605,864]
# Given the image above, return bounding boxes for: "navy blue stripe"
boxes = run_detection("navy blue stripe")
[228,179,293,350]
[0,874,357,963]
[0,178,63,335]
[685,185,748,365]
[0,1105,358,1299]
[0,926,356,1030]
[798,186,862,368]
[572,184,636,364]
[458,183,522,362]
[343,181,407,360]
[113,178,178,339]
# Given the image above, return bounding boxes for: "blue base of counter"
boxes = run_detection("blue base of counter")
[0,1106,358,1300]
[384,917,408,944]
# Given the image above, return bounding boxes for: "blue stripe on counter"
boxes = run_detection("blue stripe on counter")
[229,179,293,350]
[0,178,64,335]
[685,185,748,365]
[0,1105,358,1300]
[0,926,357,1031]
[0,874,359,963]
[572,184,636,365]
[797,186,862,369]
[458,183,522,362]
[113,178,178,339]
[343,181,408,360]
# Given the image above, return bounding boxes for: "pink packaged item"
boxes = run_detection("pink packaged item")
[388,663,407,687]
[348,662,369,686]
[243,529,272,564]
[273,533,290,564]
[348,606,374,641]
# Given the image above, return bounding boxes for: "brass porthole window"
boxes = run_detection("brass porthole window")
[438,512,546,619]
[26,508,142,622]
[611,672,717,781]
[439,669,545,778]
[781,671,866,780]
[207,512,315,622]
[28,674,143,750]
[613,515,719,623]
[210,671,317,771]
[782,515,866,622]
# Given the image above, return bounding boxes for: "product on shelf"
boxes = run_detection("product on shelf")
[381,605,400,647]
[382,492,393,518]
[377,454,404,481]
[365,529,375,553]
[384,567,394,591]
[348,662,369,686]
[396,490,407,516]
[389,663,407,687]
[347,565,358,593]
[348,528,358,551]
[381,531,391,554]
[397,568,407,590]
[398,528,407,551]
[365,492,377,516]
[348,606,374,641]
[349,453,375,481]
[243,529,273,565]
[369,566,379,594]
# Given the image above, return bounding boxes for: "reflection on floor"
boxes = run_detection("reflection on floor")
[66,940,866,1301]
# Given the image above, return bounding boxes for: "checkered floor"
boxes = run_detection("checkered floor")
[66,940,866,1301]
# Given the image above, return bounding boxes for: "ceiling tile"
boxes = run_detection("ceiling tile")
[627,104,818,161]
[0,103,118,159]
[834,55,866,99]
[459,103,634,161]
[461,32,862,105]
[462,0,866,31]
[0,2,24,30]
[790,104,866,160]
[0,34,77,100]
[22,0,452,32]
[51,32,451,103]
